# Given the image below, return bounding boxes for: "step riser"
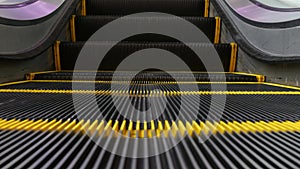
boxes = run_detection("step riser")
[74,16,221,43]
[86,0,208,16]
[56,42,236,72]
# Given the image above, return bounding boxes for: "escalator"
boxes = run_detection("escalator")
[0,0,299,168]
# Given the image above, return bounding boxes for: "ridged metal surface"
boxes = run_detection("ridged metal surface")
[0,92,299,122]
[29,72,262,82]
[1,128,299,169]
[0,81,295,91]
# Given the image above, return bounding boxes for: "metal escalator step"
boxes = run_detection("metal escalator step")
[74,15,220,43]
[1,118,299,135]
[0,127,299,168]
[26,71,263,82]
[86,0,207,16]
[0,92,299,122]
[0,81,296,92]
[57,42,235,71]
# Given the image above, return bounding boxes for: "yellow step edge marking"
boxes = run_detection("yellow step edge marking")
[70,15,76,42]
[264,82,300,91]
[229,43,238,72]
[1,119,299,137]
[178,121,186,136]
[40,119,57,131]
[29,80,264,85]
[164,120,171,137]
[120,120,127,135]
[1,119,21,130]
[88,120,99,135]
[233,72,265,82]
[204,0,210,17]
[54,41,61,71]
[156,121,163,137]
[192,121,201,135]
[1,80,269,87]
[1,89,300,95]
[64,120,77,132]
[0,80,29,87]
[104,120,112,136]
[26,71,60,80]
[112,121,119,137]
[171,121,179,137]
[56,120,71,132]
[48,120,63,131]
[214,17,221,44]
[96,121,105,136]
[128,121,133,137]
[148,120,155,138]
[186,121,193,136]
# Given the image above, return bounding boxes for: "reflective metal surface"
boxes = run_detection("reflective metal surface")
[0,0,65,20]
[0,0,29,5]
[225,0,300,23]
[254,0,300,9]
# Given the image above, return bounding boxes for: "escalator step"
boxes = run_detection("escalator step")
[0,92,299,122]
[0,81,294,92]
[1,128,298,169]
[27,71,262,82]
[74,15,220,43]
[57,42,236,71]
[86,0,208,16]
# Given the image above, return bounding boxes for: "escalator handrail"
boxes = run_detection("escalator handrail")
[0,0,37,8]
[224,0,300,27]
[250,0,300,12]
[0,0,65,22]
[0,0,81,59]
[211,0,300,62]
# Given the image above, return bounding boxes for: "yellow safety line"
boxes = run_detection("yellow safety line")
[25,71,59,80]
[31,70,60,74]
[233,72,265,82]
[204,0,210,17]
[26,70,265,82]
[28,70,262,76]
[214,17,221,44]
[264,82,300,91]
[70,15,76,42]
[53,41,61,71]
[0,80,266,88]
[28,80,266,85]
[0,118,299,138]
[81,0,86,16]
[0,80,29,87]
[0,89,300,95]
[229,43,238,72]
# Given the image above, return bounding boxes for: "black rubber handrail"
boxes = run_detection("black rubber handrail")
[0,0,37,8]
[211,0,300,62]
[0,0,81,60]
[250,0,300,12]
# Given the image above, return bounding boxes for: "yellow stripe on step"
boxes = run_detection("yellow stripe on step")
[0,118,299,138]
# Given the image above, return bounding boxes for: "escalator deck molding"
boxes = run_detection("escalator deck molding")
[0,118,299,138]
